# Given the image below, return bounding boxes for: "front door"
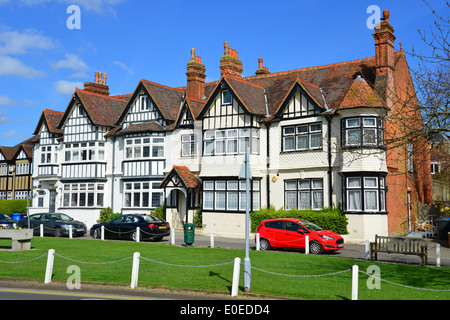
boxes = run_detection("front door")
[49,189,56,213]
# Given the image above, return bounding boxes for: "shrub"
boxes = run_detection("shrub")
[151,206,165,220]
[97,207,121,223]
[0,199,29,216]
[250,206,348,235]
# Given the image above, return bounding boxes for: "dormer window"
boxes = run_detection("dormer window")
[140,95,149,111]
[222,90,233,105]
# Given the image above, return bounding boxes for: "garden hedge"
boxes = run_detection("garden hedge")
[250,206,348,235]
[0,199,29,216]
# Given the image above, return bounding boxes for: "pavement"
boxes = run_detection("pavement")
[1,231,449,301]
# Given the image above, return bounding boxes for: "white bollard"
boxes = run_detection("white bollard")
[352,265,359,300]
[305,236,309,254]
[69,225,73,239]
[130,252,140,289]
[436,244,441,267]
[44,249,55,284]
[101,225,105,241]
[210,231,214,248]
[171,229,175,245]
[40,224,44,238]
[365,240,370,260]
[231,257,241,297]
[256,233,260,251]
[136,227,140,243]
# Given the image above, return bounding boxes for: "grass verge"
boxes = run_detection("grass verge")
[0,238,449,300]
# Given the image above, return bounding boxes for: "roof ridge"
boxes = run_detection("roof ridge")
[141,79,185,93]
[245,55,376,80]
[76,88,128,102]
[224,75,264,88]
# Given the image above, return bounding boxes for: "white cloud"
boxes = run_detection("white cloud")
[0,110,10,124]
[0,29,57,55]
[54,80,83,95]
[113,60,135,75]
[58,0,127,15]
[0,94,15,107]
[51,53,89,71]
[0,55,45,78]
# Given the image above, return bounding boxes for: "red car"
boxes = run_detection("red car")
[256,218,344,254]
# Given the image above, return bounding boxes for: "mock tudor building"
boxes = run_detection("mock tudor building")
[29,10,431,242]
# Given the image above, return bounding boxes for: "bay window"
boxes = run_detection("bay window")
[284,179,324,210]
[343,174,386,213]
[203,128,259,155]
[202,178,260,212]
[342,117,383,148]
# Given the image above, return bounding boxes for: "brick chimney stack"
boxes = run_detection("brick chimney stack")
[220,41,243,78]
[83,71,110,96]
[373,9,395,106]
[186,48,206,100]
[255,57,269,75]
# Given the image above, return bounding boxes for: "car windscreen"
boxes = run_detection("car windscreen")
[142,215,162,223]
[0,213,11,220]
[299,220,323,231]
[50,214,73,221]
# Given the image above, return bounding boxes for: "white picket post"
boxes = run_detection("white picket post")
[210,231,214,248]
[305,236,309,254]
[136,227,140,242]
[365,240,370,260]
[352,265,359,300]
[44,249,55,284]
[171,228,175,245]
[436,244,441,267]
[69,225,73,239]
[256,233,260,251]
[40,224,43,238]
[130,252,140,289]
[231,257,241,297]
[101,225,105,241]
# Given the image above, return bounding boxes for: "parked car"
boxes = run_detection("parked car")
[256,218,344,254]
[90,214,170,241]
[0,213,18,229]
[18,213,87,237]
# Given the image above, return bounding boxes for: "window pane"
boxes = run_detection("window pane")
[365,190,378,211]
[299,191,310,209]
[310,133,322,149]
[204,191,214,209]
[296,135,308,150]
[228,181,238,190]
[227,139,238,153]
[347,177,361,188]
[142,193,149,207]
[215,192,226,210]
[227,192,238,210]
[312,191,323,209]
[285,181,297,190]
[347,129,361,145]
[284,136,295,151]
[364,177,378,188]
[205,141,214,155]
[346,118,360,127]
[285,191,297,209]
[347,190,362,211]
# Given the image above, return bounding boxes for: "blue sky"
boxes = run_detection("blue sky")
[0,0,446,146]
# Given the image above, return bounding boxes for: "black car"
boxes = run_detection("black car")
[0,213,18,229]
[18,213,87,237]
[90,214,170,241]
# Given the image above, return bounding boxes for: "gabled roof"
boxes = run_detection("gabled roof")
[58,89,128,129]
[160,165,200,189]
[34,109,64,135]
[338,76,385,110]
[115,79,184,126]
[0,146,18,161]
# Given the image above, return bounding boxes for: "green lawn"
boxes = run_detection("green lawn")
[0,237,449,300]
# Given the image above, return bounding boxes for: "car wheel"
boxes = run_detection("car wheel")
[93,229,101,239]
[260,238,271,251]
[131,230,141,242]
[54,228,62,238]
[309,241,323,254]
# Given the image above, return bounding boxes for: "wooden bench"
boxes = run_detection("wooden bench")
[370,235,428,266]
[0,229,33,251]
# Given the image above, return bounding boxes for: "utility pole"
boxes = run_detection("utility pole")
[240,147,252,292]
